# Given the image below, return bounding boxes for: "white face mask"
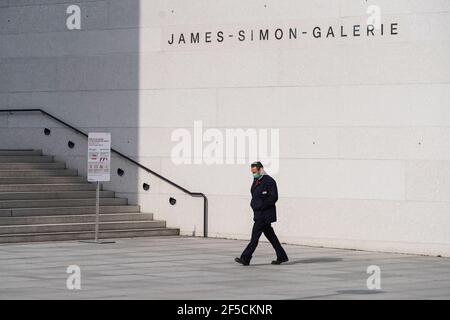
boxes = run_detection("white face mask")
[251,166,265,178]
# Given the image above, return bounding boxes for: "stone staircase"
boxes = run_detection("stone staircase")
[0,149,179,243]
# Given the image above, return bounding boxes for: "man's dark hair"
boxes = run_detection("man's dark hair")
[251,161,264,169]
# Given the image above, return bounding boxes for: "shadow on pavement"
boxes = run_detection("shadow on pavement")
[250,257,343,266]
[336,289,384,295]
[294,257,343,264]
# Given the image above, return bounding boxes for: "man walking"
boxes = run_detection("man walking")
[235,161,289,266]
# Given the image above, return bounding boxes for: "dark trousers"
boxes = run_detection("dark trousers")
[241,219,288,262]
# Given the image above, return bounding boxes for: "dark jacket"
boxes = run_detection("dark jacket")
[250,175,278,223]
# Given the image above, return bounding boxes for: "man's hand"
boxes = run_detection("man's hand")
[251,198,263,211]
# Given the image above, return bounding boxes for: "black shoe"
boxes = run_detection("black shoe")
[235,257,250,266]
[271,258,289,265]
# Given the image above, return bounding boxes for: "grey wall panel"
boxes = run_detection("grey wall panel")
[0,1,109,35]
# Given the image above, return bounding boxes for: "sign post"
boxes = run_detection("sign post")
[82,132,115,244]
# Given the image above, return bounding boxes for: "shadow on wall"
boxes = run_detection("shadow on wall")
[0,1,141,207]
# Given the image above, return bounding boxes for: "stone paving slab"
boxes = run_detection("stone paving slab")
[0,236,449,299]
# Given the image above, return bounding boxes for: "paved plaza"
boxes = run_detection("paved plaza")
[0,236,449,300]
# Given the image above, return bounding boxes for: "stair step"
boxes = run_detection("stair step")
[0,228,180,243]
[0,190,114,201]
[0,213,154,225]
[0,150,42,156]
[0,176,86,184]
[0,220,166,234]
[0,169,78,177]
[0,184,98,192]
[0,162,66,169]
[0,149,179,243]
[0,205,141,217]
[0,198,127,209]
[0,155,53,163]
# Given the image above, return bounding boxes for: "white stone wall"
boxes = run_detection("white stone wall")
[0,0,449,256]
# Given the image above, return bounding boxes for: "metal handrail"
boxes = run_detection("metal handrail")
[0,108,208,237]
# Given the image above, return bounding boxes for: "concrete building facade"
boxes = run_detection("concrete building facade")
[0,0,449,256]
